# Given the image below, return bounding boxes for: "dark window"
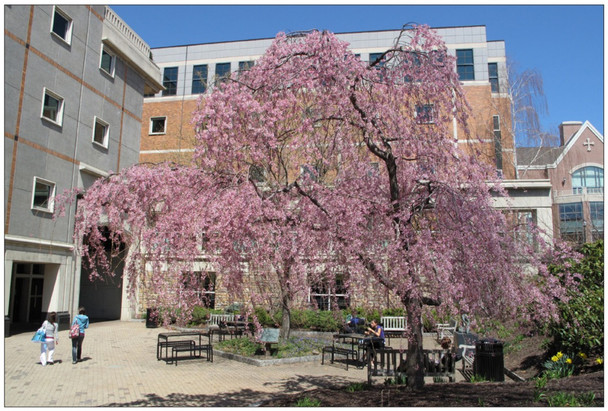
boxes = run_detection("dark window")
[488,62,499,92]
[93,118,109,147]
[32,179,54,211]
[150,117,166,134]
[100,47,114,75]
[369,52,385,67]
[559,202,584,243]
[456,49,474,81]
[590,202,604,241]
[43,92,61,122]
[192,64,208,94]
[238,60,254,72]
[52,8,71,42]
[415,104,434,124]
[162,67,178,96]
[215,63,231,85]
[310,274,348,311]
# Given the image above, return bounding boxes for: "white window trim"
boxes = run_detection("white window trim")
[92,116,110,149]
[149,116,167,135]
[50,6,73,45]
[99,45,116,78]
[40,87,64,127]
[31,177,56,213]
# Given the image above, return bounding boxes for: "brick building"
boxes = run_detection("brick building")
[517,121,604,243]
[130,25,558,313]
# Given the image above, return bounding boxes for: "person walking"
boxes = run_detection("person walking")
[71,307,89,364]
[39,312,58,366]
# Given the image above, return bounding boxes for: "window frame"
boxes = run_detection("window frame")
[31,177,56,213]
[149,116,167,135]
[162,66,178,96]
[488,62,499,92]
[214,62,231,86]
[191,64,208,94]
[92,116,110,148]
[456,49,475,81]
[415,104,435,124]
[50,6,73,45]
[40,87,64,126]
[99,45,116,78]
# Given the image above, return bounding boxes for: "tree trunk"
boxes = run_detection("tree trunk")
[280,294,291,340]
[404,296,425,388]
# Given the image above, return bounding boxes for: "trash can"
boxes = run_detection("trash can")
[146,308,159,328]
[474,338,504,381]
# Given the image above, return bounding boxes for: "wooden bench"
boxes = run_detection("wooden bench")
[366,348,455,384]
[436,319,458,343]
[381,316,407,344]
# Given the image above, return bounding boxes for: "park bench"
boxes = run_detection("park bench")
[366,348,455,385]
[381,316,407,344]
[436,319,458,343]
[208,314,236,341]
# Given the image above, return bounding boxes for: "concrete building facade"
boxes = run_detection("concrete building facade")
[4,5,162,331]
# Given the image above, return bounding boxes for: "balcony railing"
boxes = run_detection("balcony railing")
[554,187,604,200]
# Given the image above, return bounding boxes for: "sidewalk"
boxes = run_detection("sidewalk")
[4,320,367,407]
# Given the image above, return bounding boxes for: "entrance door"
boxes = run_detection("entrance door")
[10,263,45,326]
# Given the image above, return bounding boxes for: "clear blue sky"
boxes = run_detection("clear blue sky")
[111,4,604,141]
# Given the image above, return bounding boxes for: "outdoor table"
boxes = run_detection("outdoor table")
[157,331,212,361]
[333,333,366,362]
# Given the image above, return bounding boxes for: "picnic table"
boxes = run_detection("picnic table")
[322,333,366,369]
[157,331,213,365]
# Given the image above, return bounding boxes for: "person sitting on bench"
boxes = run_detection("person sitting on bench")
[360,320,385,362]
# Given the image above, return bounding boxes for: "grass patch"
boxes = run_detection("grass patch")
[295,397,321,407]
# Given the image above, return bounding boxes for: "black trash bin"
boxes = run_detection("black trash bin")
[146,308,159,328]
[474,338,504,381]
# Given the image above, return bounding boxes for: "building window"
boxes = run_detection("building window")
[192,64,208,94]
[309,275,348,311]
[238,60,254,73]
[572,166,604,194]
[41,88,64,126]
[31,177,55,213]
[149,117,166,135]
[202,272,216,309]
[488,62,499,92]
[51,6,73,45]
[162,67,178,96]
[415,104,434,124]
[92,117,109,148]
[493,115,503,172]
[559,202,584,243]
[100,45,115,77]
[215,62,231,85]
[369,52,385,66]
[590,202,604,241]
[456,49,475,81]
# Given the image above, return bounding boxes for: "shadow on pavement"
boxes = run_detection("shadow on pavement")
[103,374,358,407]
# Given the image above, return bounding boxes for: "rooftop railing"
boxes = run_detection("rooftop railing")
[104,7,151,59]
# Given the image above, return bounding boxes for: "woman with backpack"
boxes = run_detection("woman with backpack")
[39,312,58,366]
[70,307,89,364]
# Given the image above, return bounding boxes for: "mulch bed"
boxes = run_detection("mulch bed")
[260,371,604,407]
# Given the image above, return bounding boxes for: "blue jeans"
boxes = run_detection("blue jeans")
[71,334,84,362]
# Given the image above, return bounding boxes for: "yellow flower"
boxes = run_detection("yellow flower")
[566,358,572,364]
[557,352,564,359]
[551,355,558,362]
[596,358,603,365]
[578,352,587,359]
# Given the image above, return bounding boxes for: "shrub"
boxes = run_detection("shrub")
[548,240,603,355]
[295,397,321,407]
